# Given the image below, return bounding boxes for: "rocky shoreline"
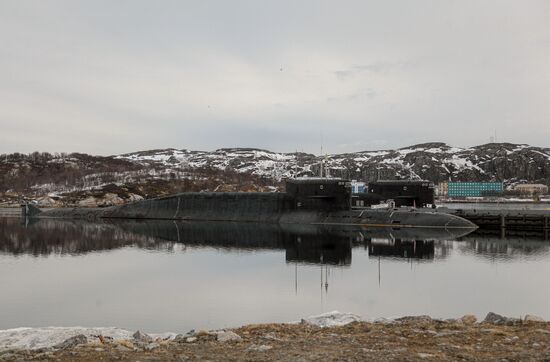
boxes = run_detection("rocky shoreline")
[1,311,549,361]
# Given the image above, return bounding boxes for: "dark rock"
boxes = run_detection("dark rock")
[133,330,153,343]
[173,334,186,342]
[53,334,88,349]
[172,330,196,343]
[483,312,520,325]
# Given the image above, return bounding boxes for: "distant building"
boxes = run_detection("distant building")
[447,182,503,197]
[350,180,366,194]
[514,184,549,196]
[436,182,448,197]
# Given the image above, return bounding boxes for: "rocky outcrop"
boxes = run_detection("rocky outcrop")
[525,315,545,323]
[483,312,521,325]
[77,193,125,207]
[132,330,153,343]
[300,311,363,327]
[214,331,242,342]
[53,334,88,349]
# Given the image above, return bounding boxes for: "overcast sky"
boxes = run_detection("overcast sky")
[1,1,549,155]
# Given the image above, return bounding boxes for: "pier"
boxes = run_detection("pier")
[443,208,550,239]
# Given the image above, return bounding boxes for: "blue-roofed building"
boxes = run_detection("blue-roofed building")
[447,182,503,197]
[350,180,366,193]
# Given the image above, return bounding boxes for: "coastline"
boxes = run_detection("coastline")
[1,312,549,361]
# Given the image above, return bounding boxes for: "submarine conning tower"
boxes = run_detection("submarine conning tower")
[285,178,352,211]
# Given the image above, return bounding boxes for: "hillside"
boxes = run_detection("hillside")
[1,143,549,206]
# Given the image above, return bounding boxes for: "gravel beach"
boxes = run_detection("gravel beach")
[2,313,549,361]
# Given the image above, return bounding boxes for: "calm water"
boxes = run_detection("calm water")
[1,217,549,333]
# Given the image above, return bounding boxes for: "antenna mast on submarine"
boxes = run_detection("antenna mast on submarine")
[319,144,324,178]
[294,148,298,179]
[325,154,330,178]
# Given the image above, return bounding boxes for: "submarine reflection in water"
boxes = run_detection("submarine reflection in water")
[0,218,475,265]
[366,239,434,260]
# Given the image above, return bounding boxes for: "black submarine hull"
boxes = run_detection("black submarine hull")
[27,191,476,230]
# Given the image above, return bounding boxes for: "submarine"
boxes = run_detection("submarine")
[22,178,476,230]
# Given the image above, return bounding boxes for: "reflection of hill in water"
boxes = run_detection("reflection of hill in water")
[0,218,160,255]
[5,218,539,264]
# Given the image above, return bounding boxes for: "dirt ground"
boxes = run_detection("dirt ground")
[3,317,550,361]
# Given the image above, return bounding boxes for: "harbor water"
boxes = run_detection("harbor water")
[1,216,549,333]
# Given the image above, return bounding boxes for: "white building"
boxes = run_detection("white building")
[514,184,549,196]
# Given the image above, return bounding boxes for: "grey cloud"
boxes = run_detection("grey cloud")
[326,88,377,103]
[334,62,406,80]
[0,0,549,155]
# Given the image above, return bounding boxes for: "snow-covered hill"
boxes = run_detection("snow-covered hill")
[115,148,314,181]
[115,142,550,186]
[1,142,549,205]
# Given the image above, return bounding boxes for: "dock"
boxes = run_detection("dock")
[442,208,550,239]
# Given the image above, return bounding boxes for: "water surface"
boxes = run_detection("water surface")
[1,217,549,333]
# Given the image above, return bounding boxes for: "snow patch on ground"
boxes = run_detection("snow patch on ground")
[359,151,390,158]
[0,327,176,351]
[298,311,363,327]
[0,327,131,351]
[397,148,419,156]
[445,155,485,174]
[530,150,550,161]
[1,312,364,350]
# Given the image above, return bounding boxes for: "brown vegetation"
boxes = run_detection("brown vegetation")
[0,151,282,206]
[4,318,550,361]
